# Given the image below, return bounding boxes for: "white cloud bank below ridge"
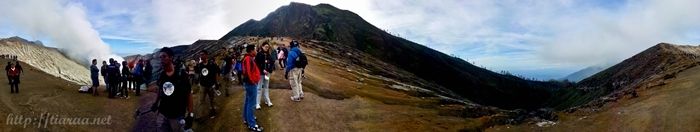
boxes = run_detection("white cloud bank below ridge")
[0,0,122,64]
[362,0,700,79]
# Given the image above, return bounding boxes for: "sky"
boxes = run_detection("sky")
[1,0,699,80]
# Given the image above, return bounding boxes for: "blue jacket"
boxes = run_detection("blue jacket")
[285,47,302,73]
[133,63,143,76]
[90,65,99,79]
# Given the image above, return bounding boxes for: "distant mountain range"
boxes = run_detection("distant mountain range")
[561,65,610,82]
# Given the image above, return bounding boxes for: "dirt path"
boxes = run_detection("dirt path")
[0,81,20,113]
[0,59,138,131]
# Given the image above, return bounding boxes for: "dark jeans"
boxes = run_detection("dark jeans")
[121,79,129,97]
[134,75,142,96]
[9,76,19,93]
[108,80,119,98]
[278,59,286,68]
[236,71,243,85]
[243,82,258,127]
[201,85,216,113]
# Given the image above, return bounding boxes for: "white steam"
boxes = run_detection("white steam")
[0,0,122,64]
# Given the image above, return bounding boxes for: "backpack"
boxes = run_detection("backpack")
[234,61,242,72]
[133,64,143,76]
[294,51,308,68]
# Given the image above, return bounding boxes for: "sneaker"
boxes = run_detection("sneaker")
[255,105,261,110]
[249,125,263,132]
[291,97,301,102]
[209,114,216,119]
[215,90,222,96]
[266,102,273,107]
[209,110,217,119]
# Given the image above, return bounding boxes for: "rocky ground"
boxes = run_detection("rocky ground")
[489,64,700,131]
[132,37,480,131]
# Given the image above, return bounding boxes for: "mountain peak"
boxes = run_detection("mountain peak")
[219,3,558,109]
[578,42,700,95]
[2,36,44,47]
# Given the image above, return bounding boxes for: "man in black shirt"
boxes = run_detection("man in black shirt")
[151,47,194,131]
[195,50,220,118]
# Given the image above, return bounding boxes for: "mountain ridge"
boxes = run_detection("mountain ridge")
[220,2,557,110]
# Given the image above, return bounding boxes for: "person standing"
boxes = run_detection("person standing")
[144,60,153,85]
[270,43,278,71]
[106,59,121,99]
[101,61,108,93]
[255,42,274,109]
[150,47,194,132]
[133,59,144,96]
[90,59,100,96]
[220,46,236,97]
[7,62,20,93]
[195,50,220,118]
[277,46,287,69]
[285,40,307,101]
[5,62,11,84]
[242,44,263,131]
[121,61,130,99]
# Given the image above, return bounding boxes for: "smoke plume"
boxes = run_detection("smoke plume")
[0,0,122,64]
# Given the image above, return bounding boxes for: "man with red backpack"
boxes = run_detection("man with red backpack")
[7,62,21,93]
[241,44,263,132]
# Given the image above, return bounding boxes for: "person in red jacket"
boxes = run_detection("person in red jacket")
[241,44,263,131]
[8,62,21,93]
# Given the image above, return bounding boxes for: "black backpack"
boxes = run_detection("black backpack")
[294,51,308,68]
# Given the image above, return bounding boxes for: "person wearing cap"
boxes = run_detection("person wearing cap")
[151,47,194,131]
[285,40,305,101]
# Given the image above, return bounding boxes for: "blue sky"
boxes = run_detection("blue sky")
[1,0,700,80]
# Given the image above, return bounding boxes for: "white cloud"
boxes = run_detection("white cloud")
[352,0,700,79]
[0,0,121,64]
[536,0,700,66]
